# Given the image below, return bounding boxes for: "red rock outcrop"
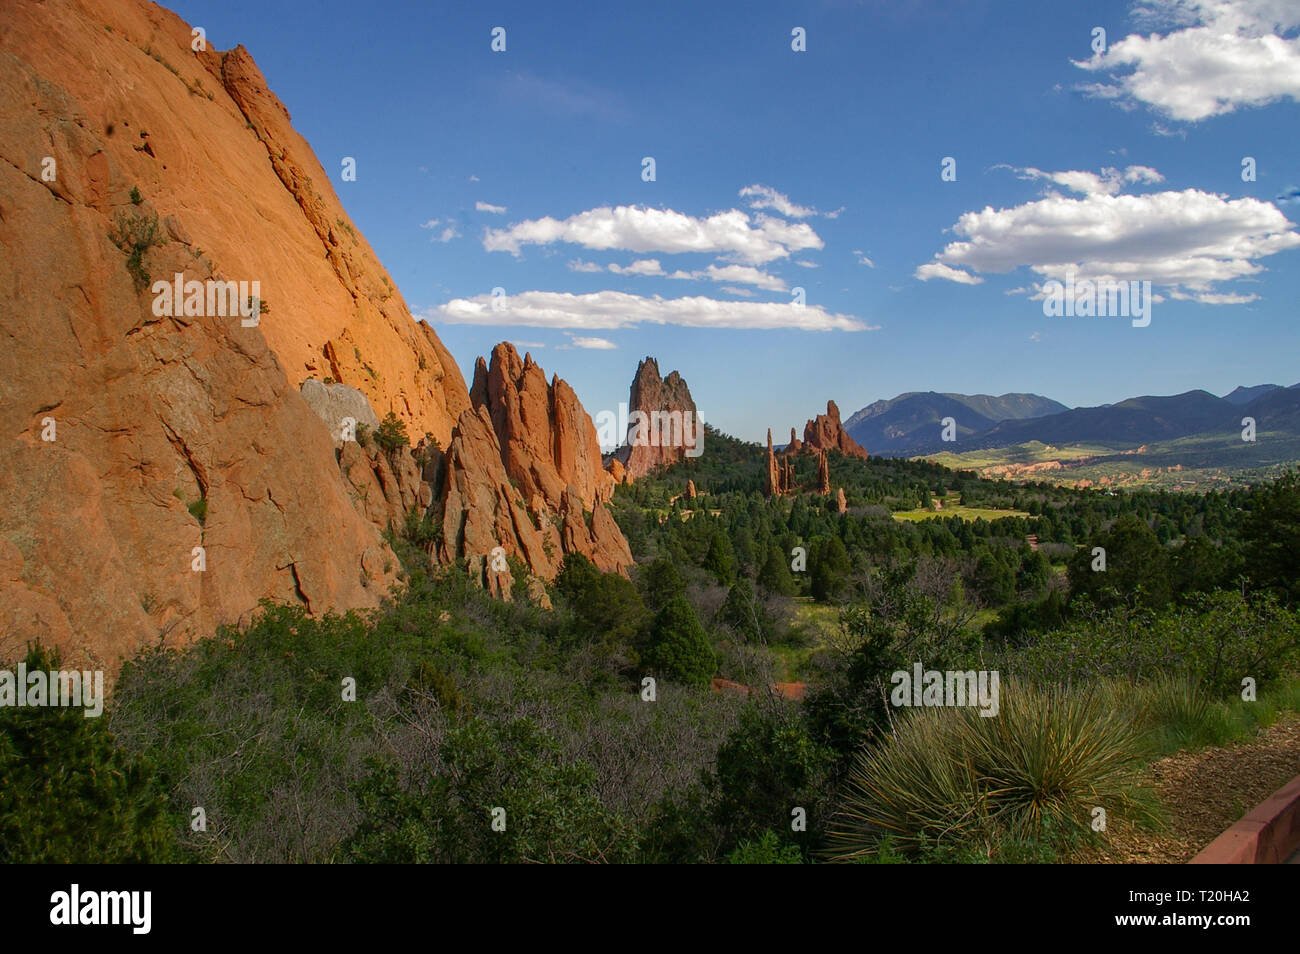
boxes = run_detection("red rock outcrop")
[784,427,803,455]
[471,344,614,513]
[837,487,848,515]
[802,401,869,459]
[447,344,632,580]
[617,357,701,479]
[607,458,628,485]
[765,430,781,498]
[817,450,830,495]
[0,0,629,667]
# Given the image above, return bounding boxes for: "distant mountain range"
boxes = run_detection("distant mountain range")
[847,385,1300,456]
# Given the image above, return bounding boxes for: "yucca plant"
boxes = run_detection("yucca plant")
[826,682,1156,861]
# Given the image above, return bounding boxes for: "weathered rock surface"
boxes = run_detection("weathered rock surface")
[817,450,830,495]
[617,357,700,479]
[802,400,869,459]
[837,487,848,515]
[457,344,631,577]
[301,380,380,447]
[606,457,628,485]
[0,0,629,667]
[764,429,795,498]
[471,343,614,513]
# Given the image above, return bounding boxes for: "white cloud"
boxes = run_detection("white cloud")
[484,204,824,265]
[853,249,876,267]
[1168,290,1261,304]
[719,286,755,297]
[1074,0,1300,120]
[667,263,787,291]
[915,262,984,284]
[917,181,1300,297]
[1005,164,1166,196]
[476,201,507,214]
[568,335,617,349]
[608,258,665,276]
[429,290,873,332]
[794,260,819,268]
[419,219,459,242]
[468,175,480,182]
[568,259,604,273]
[512,340,547,349]
[738,184,816,218]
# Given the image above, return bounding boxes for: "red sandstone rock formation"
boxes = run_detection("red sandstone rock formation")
[837,487,848,515]
[607,458,628,485]
[765,430,781,498]
[471,343,615,512]
[461,343,631,578]
[784,428,802,455]
[0,0,629,666]
[817,450,830,495]
[802,401,869,459]
[617,357,700,479]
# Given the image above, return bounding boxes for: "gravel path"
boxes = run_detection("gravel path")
[1075,713,1300,864]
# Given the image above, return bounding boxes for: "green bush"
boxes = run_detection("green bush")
[375,412,410,455]
[725,829,804,864]
[108,208,166,291]
[645,595,716,687]
[1004,591,1300,696]
[826,682,1155,861]
[0,646,177,862]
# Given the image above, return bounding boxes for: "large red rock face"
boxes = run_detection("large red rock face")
[471,343,615,513]
[458,344,631,578]
[802,400,869,459]
[0,0,630,668]
[617,357,700,479]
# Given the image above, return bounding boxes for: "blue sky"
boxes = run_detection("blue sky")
[170,0,1300,443]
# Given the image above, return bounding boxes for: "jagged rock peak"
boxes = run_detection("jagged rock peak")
[619,355,700,479]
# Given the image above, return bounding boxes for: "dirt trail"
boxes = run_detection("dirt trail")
[1076,713,1300,864]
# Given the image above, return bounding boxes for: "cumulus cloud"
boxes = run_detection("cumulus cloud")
[853,249,876,267]
[476,201,507,214]
[1004,164,1165,196]
[1074,0,1300,120]
[568,259,604,273]
[484,204,823,265]
[915,262,984,284]
[916,180,1300,298]
[568,335,618,349]
[608,259,666,276]
[667,263,787,291]
[429,290,873,332]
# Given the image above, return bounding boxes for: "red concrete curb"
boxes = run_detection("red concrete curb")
[1190,773,1300,864]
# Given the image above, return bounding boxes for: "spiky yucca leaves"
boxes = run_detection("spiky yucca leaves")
[826,682,1155,861]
